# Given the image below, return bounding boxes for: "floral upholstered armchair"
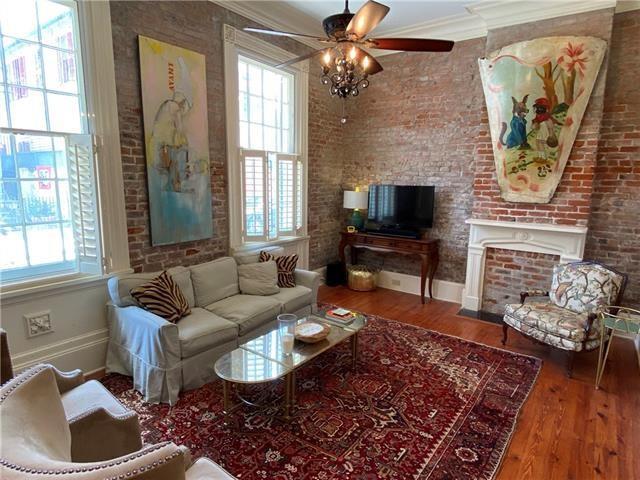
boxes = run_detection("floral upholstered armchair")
[502,261,627,373]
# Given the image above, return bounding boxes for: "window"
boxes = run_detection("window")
[224,27,308,247]
[0,0,101,285]
[238,57,303,241]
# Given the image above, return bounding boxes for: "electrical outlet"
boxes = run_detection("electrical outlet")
[391,279,401,286]
[24,311,53,338]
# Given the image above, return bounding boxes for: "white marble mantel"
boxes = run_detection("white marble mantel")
[462,219,588,311]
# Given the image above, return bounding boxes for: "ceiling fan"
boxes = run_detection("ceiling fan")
[244,0,454,74]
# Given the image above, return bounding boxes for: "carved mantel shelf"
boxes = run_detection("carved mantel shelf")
[462,219,588,311]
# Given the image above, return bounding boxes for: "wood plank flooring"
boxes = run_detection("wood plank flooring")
[318,285,640,480]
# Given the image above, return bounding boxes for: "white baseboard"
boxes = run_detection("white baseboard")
[12,328,109,374]
[316,266,463,304]
[376,270,463,304]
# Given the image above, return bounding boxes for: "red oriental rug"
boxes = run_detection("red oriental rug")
[102,309,541,479]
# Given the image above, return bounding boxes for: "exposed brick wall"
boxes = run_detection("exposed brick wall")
[340,38,486,284]
[473,9,614,227]
[584,10,640,309]
[481,248,558,314]
[111,1,340,271]
[109,2,639,312]
[307,91,345,270]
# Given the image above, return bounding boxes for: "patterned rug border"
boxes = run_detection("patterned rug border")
[318,302,543,479]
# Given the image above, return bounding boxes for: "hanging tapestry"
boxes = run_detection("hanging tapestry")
[479,36,606,203]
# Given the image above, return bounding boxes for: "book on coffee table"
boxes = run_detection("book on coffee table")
[324,308,356,325]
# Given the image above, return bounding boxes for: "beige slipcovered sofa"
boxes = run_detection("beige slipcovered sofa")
[0,364,234,479]
[106,247,320,404]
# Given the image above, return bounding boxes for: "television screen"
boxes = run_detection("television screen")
[366,185,435,233]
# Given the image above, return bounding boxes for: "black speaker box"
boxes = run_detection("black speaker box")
[325,261,346,287]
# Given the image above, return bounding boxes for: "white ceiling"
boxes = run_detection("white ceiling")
[217,1,639,52]
[286,1,470,37]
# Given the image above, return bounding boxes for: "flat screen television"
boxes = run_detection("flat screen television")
[365,185,435,238]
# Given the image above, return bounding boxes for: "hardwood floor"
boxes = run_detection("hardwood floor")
[319,285,640,480]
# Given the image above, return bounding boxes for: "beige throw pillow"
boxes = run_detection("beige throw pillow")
[238,260,280,295]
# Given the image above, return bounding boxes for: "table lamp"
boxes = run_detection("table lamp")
[343,190,368,230]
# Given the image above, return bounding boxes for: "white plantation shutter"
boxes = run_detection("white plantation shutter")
[67,134,102,274]
[277,155,294,235]
[240,150,303,242]
[296,159,303,232]
[241,149,267,240]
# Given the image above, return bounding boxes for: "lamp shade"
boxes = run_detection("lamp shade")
[343,190,368,210]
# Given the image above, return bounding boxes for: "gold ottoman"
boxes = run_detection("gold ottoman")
[347,265,379,291]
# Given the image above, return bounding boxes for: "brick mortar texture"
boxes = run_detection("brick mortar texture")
[584,10,640,309]
[110,1,343,272]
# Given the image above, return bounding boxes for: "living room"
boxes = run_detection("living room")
[0,0,638,478]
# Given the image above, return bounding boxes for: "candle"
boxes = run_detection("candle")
[282,333,294,355]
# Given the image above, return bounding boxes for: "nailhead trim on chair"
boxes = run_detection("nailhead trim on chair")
[1,366,183,477]
[0,364,49,402]
[0,444,181,475]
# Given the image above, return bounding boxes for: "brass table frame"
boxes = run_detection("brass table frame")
[595,306,640,389]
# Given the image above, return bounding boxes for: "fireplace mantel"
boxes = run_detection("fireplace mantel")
[462,219,588,311]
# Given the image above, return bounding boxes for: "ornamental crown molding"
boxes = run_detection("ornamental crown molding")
[211,1,325,50]
[466,0,617,31]
[212,1,639,57]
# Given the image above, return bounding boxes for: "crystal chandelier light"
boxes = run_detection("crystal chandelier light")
[320,46,371,124]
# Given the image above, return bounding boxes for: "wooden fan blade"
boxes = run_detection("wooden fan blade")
[275,49,330,70]
[365,38,454,52]
[351,46,384,75]
[244,27,331,43]
[346,1,390,39]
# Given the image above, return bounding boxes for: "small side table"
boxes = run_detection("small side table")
[595,306,640,389]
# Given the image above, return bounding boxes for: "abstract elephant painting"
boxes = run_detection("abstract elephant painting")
[479,36,606,203]
[139,35,213,245]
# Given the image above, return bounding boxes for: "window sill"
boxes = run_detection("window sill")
[232,235,310,253]
[0,268,133,306]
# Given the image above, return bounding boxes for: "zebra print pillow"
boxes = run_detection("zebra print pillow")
[130,271,191,323]
[259,251,298,288]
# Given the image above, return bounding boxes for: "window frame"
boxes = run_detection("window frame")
[0,0,129,295]
[223,24,308,250]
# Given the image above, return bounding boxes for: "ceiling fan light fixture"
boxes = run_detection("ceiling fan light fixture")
[253,0,455,123]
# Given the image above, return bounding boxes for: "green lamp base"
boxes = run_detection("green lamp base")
[349,209,365,230]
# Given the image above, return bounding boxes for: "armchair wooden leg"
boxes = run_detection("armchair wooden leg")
[501,323,509,346]
[566,350,575,378]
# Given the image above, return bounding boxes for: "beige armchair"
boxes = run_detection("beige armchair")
[502,261,627,374]
[0,364,234,479]
[50,366,143,462]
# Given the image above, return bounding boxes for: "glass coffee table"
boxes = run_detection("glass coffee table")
[214,309,367,421]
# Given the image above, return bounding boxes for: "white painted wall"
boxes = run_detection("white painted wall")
[1,281,109,374]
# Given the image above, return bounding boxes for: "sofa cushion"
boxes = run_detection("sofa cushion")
[271,286,312,313]
[205,295,281,335]
[504,302,596,342]
[130,271,191,323]
[503,314,601,352]
[190,257,240,307]
[238,261,279,296]
[176,308,238,358]
[108,266,195,308]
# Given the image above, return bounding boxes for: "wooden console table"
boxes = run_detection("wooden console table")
[338,232,439,304]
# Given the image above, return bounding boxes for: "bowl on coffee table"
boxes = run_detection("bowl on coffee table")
[294,321,330,343]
